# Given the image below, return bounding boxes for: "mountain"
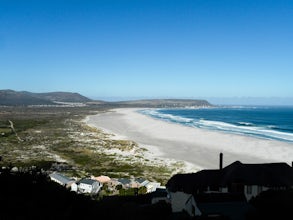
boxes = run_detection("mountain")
[0,90,54,106]
[112,99,212,108]
[0,90,92,106]
[0,90,212,107]
[26,91,92,103]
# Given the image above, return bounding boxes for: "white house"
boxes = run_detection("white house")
[78,178,102,194]
[70,182,78,192]
[132,178,162,193]
[145,182,162,193]
[134,178,149,187]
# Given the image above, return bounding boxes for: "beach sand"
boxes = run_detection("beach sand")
[86,108,293,171]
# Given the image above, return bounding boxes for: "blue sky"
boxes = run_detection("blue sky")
[0,0,293,104]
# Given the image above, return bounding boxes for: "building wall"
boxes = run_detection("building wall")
[146,182,161,193]
[91,181,102,194]
[169,191,191,213]
[244,185,269,201]
[220,187,228,193]
[185,196,202,217]
[79,183,93,193]
[71,183,78,192]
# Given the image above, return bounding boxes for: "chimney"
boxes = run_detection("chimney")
[219,152,223,170]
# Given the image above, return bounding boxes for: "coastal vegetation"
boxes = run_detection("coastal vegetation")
[0,106,185,184]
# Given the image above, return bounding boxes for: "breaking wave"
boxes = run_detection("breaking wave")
[139,107,293,143]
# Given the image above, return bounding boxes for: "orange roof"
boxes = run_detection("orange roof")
[94,175,111,183]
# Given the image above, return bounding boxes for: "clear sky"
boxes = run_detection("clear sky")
[0,0,293,104]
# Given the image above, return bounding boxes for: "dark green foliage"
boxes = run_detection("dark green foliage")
[0,170,98,220]
[248,189,293,220]
[138,186,147,194]
[116,184,123,190]
[0,170,171,220]
[118,186,147,196]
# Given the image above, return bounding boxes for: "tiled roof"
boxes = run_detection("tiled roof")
[94,175,111,183]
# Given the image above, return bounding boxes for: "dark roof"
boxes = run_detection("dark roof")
[151,188,168,198]
[221,161,293,186]
[195,192,246,203]
[118,178,131,185]
[166,170,220,193]
[167,161,293,193]
[79,178,97,185]
[135,178,147,184]
[49,173,73,185]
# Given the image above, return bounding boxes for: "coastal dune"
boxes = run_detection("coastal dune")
[86,108,293,171]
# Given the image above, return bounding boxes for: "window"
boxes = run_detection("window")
[209,185,219,191]
[257,186,262,194]
[231,182,244,192]
[246,185,252,194]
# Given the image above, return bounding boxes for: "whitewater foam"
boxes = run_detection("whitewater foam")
[139,107,293,143]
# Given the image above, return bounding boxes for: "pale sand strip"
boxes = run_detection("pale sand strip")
[86,108,293,171]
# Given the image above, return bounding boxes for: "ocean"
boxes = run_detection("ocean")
[139,106,293,143]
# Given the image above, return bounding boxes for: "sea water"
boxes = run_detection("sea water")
[139,106,293,143]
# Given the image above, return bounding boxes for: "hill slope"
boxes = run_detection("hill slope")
[27,91,92,103]
[113,99,212,108]
[0,90,212,107]
[0,90,91,106]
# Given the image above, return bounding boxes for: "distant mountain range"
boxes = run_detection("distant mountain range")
[114,99,212,108]
[0,90,92,106]
[0,90,212,107]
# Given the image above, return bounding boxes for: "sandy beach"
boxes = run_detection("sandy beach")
[86,108,293,171]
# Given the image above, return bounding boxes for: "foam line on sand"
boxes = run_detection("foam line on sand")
[85,108,293,170]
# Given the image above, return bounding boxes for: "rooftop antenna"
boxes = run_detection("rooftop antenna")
[219,152,223,170]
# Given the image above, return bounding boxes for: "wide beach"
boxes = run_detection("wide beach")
[86,108,293,171]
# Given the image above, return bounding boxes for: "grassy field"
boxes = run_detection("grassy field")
[0,106,183,184]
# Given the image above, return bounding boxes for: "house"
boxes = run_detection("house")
[70,182,78,192]
[78,178,102,194]
[185,192,253,220]
[134,178,150,188]
[49,172,75,187]
[93,175,111,184]
[150,188,169,204]
[131,178,162,193]
[145,182,162,193]
[117,178,132,188]
[166,153,293,218]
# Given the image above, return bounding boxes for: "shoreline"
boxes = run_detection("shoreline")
[85,108,293,171]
